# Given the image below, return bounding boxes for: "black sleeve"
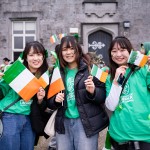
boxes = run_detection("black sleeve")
[93,76,106,104]
[30,98,50,136]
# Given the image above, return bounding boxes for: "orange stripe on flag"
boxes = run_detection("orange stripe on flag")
[50,37,54,44]
[100,72,108,83]
[38,77,47,88]
[47,78,65,99]
[139,55,148,67]
[19,78,41,102]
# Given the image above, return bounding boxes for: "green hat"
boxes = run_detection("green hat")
[143,42,150,55]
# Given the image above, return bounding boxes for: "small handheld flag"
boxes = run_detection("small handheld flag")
[47,51,65,99]
[38,70,50,88]
[47,65,65,99]
[128,50,148,67]
[58,33,67,40]
[50,34,58,44]
[2,60,41,102]
[91,64,108,83]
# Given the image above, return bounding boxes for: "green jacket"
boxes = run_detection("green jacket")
[106,65,150,143]
[0,79,32,115]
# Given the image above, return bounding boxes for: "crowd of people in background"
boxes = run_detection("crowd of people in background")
[0,35,150,150]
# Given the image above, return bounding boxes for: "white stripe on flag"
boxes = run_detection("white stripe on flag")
[50,67,61,83]
[96,69,102,79]
[134,53,143,65]
[42,72,49,85]
[9,69,34,93]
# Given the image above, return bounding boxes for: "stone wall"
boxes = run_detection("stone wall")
[0,0,150,63]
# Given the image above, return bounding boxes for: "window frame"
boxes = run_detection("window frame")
[12,21,36,51]
[12,20,36,61]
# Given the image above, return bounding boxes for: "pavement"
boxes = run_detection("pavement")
[34,128,108,150]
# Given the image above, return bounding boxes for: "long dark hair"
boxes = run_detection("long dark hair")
[22,41,48,77]
[108,36,133,80]
[58,36,89,69]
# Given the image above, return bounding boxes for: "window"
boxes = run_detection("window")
[12,21,36,61]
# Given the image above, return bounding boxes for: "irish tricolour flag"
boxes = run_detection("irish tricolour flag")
[38,70,49,88]
[2,60,41,102]
[128,50,148,67]
[59,33,67,40]
[47,65,65,99]
[47,51,64,99]
[91,64,108,83]
[50,34,58,44]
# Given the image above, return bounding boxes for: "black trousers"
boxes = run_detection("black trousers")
[111,138,150,150]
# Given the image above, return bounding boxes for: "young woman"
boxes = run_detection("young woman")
[105,36,150,150]
[0,41,48,150]
[47,36,109,150]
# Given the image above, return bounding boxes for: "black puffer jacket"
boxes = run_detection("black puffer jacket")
[47,60,109,137]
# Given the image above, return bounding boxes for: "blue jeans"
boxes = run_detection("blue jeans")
[56,118,99,150]
[0,113,35,150]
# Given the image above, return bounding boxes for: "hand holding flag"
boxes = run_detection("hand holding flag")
[127,50,148,67]
[91,64,108,83]
[84,75,95,94]
[37,87,46,104]
[2,60,42,102]
[55,92,64,103]
[47,51,65,99]
[2,53,50,102]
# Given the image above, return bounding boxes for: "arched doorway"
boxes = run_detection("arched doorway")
[88,30,112,65]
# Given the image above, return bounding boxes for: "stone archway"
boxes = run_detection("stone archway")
[81,23,118,66]
[88,30,112,65]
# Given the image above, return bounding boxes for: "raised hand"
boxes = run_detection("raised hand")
[37,87,45,104]
[55,92,64,103]
[113,65,128,85]
[84,75,95,94]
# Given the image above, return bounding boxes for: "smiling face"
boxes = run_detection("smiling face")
[26,47,44,73]
[111,42,130,66]
[61,42,77,69]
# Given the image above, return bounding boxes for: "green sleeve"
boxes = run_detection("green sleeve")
[0,79,11,97]
[105,75,112,97]
[146,69,150,89]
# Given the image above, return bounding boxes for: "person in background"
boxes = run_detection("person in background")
[0,41,48,150]
[0,64,5,73]
[3,57,13,65]
[47,36,109,150]
[3,57,13,72]
[140,42,150,64]
[140,42,150,55]
[105,36,150,150]
[47,44,60,150]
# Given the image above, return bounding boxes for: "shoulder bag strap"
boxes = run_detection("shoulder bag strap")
[121,68,135,94]
[0,98,20,113]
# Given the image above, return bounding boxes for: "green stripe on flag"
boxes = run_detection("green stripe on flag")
[54,34,58,41]
[3,60,25,84]
[128,51,137,64]
[91,64,98,76]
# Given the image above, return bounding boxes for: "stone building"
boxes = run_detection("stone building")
[0,0,150,65]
